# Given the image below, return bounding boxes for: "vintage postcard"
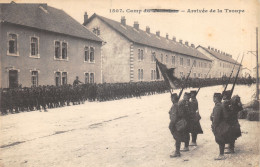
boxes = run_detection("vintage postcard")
[0,0,259,166]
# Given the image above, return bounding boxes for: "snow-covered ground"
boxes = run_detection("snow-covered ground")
[0,84,259,167]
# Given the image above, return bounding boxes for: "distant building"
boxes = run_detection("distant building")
[241,67,252,77]
[0,2,103,88]
[84,14,212,83]
[197,46,241,78]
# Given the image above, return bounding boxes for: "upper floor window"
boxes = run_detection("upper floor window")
[55,41,61,59]
[31,71,38,87]
[8,33,18,55]
[30,37,39,57]
[84,46,89,62]
[151,52,156,62]
[55,41,68,60]
[172,56,175,65]
[187,59,190,66]
[90,47,95,62]
[93,27,100,36]
[194,60,197,67]
[180,57,183,66]
[165,55,168,63]
[62,42,67,59]
[138,49,144,61]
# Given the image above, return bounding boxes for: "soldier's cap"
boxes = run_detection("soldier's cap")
[171,93,178,99]
[214,93,222,98]
[222,90,231,97]
[184,92,191,96]
[190,90,197,95]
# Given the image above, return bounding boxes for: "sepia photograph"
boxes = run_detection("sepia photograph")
[0,0,259,166]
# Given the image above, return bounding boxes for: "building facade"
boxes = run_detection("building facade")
[0,3,103,88]
[84,14,212,83]
[197,46,241,78]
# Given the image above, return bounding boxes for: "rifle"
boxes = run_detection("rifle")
[178,60,195,100]
[230,54,245,97]
[221,54,240,97]
[195,62,213,96]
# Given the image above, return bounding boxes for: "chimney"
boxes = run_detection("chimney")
[121,16,126,26]
[172,36,176,42]
[84,12,88,25]
[208,46,210,49]
[146,26,150,33]
[156,31,160,37]
[185,41,189,46]
[191,44,195,48]
[179,39,183,44]
[166,33,169,39]
[133,21,139,30]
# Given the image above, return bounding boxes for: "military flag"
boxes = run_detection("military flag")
[155,58,180,89]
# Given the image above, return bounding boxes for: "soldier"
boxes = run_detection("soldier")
[169,93,182,157]
[211,93,226,160]
[177,92,191,152]
[189,90,203,146]
[73,76,83,86]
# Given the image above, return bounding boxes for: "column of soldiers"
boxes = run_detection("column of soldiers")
[0,77,254,115]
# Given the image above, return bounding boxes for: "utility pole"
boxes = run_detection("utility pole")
[249,27,259,100]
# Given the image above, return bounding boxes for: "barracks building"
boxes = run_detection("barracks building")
[0,2,103,88]
[197,46,241,78]
[83,14,213,83]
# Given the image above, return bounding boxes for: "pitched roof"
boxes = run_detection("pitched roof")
[85,14,211,62]
[0,3,102,42]
[198,46,239,64]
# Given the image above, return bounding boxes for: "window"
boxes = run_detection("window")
[161,54,163,62]
[172,56,175,65]
[84,46,89,62]
[165,55,168,63]
[31,37,38,57]
[180,57,183,66]
[90,47,94,62]
[194,73,196,78]
[151,52,156,62]
[138,49,144,61]
[31,71,38,86]
[220,62,222,67]
[151,70,156,80]
[138,69,143,81]
[90,73,94,83]
[187,59,190,66]
[194,60,197,67]
[93,27,100,36]
[198,73,200,78]
[55,72,61,86]
[55,41,61,59]
[85,73,89,83]
[62,72,67,85]
[8,34,17,54]
[62,42,67,59]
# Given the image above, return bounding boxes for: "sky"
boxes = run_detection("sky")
[1,0,260,71]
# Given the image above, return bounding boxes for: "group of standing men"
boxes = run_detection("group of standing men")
[168,90,243,160]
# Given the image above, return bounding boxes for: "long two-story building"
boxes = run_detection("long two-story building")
[0,2,103,88]
[84,14,212,83]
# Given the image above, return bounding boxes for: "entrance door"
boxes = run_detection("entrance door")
[9,70,18,88]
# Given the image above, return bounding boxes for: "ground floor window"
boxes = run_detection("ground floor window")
[62,72,67,85]
[85,72,94,83]
[138,69,143,81]
[31,71,38,87]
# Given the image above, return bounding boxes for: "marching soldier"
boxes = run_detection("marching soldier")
[177,92,191,152]
[189,90,203,146]
[211,93,226,160]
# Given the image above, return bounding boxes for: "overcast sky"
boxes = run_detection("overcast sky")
[2,0,260,71]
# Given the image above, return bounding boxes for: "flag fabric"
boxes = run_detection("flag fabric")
[155,58,179,89]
